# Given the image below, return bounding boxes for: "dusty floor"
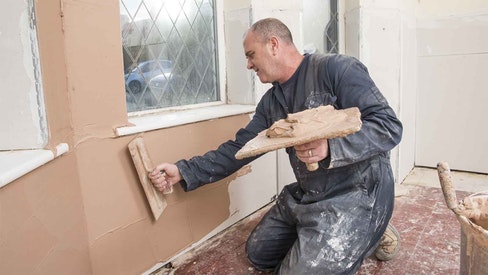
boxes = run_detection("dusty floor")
[151,167,488,275]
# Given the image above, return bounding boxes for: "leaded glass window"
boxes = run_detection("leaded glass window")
[120,0,220,113]
[303,0,338,54]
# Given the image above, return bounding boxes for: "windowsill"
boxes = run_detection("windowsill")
[0,143,69,189]
[115,104,256,136]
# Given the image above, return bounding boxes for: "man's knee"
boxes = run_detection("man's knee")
[245,238,276,272]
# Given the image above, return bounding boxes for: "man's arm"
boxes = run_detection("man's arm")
[325,55,403,168]
[174,100,270,191]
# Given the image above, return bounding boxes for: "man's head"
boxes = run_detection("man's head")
[249,18,294,45]
[243,18,302,84]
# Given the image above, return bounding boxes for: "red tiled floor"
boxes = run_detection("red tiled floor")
[357,186,466,275]
[156,185,469,275]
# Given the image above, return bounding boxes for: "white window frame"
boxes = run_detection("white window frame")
[0,0,68,188]
[115,0,256,137]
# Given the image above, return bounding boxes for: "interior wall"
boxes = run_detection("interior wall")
[9,0,486,274]
[0,153,91,275]
[345,0,488,177]
[344,0,417,182]
[1,0,276,274]
[415,2,488,173]
[0,1,89,274]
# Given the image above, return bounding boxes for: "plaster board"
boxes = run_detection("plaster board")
[360,9,401,115]
[250,6,301,102]
[416,53,488,173]
[397,14,418,182]
[345,5,416,182]
[416,0,488,19]
[344,7,360,59]
[417,14,488,56]
[224,7,254,105]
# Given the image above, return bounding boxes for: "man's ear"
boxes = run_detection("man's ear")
[269,36,279,56]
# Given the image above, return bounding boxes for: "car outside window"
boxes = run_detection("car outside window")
[120,0,220,113]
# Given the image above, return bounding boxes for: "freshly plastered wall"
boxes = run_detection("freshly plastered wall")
[0,153,90,274]
[0,1,89,274]
[0,0,276,274]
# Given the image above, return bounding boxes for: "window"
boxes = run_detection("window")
[0,0,69,187]
[302,0,339,54]
[0,0,47,150]
[325,0,339,54]
[119,0,220,113]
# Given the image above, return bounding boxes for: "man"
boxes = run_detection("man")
[149,18,402,274]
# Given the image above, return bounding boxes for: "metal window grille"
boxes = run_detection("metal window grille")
[120,0,219,113]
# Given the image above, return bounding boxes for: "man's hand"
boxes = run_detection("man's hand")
[148,163,182,192]
[294,138,329,164]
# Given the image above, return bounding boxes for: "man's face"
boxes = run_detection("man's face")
[243,31,275,83]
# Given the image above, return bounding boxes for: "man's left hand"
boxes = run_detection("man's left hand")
[294,138,329,164]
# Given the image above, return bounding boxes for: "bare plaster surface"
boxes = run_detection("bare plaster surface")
[35,0,72,151]
[61,0,128,144]
[0,0,256,274]
[80,117,247,274]
[0,153,91,275]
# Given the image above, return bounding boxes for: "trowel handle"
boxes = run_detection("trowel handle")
[437,162,460,213]
[306,162,319,171]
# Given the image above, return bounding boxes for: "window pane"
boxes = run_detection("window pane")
[302,0,338,54]
[120,0,220,113]
[0,0,48,150]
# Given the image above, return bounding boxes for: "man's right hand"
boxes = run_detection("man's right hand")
[148,163,182,192]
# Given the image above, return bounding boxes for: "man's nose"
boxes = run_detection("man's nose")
[246,59,253,70]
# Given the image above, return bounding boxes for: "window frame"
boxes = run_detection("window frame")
[0,0,69,188]
[116,0,256,136]
[0,0,48,151]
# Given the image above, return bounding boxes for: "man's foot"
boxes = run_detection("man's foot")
[374,223,400,261]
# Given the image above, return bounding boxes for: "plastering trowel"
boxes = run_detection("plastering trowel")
[128,137,172,221]
[235,105,362,171]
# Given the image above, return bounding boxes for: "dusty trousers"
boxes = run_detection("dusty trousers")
[245,153,394,274]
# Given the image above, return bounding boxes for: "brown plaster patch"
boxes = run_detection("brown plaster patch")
[236,165,253,178]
